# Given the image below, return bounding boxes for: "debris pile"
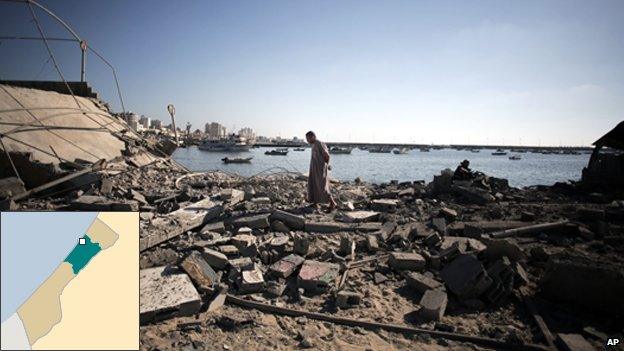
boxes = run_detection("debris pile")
[127,167,622,350]
[1,86,622,349]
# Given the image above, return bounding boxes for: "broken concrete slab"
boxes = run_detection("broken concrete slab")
[440,254,492,300]
[404,272,442,293]
[202,248,229,270]
[140,198,223,251]
[201,221,226,234]
[297,260,340,293]
[229,257,254,272]
[451,185,495,205]
[304,221,349,233]
[0,177,25,198]
[389,252,426,271]
[371,199,399,212]
[269,254,305,278]
[270,209,305,230]
[180,251,218,291]
[232,213,270,229]
[221,188,245,206]
[140,266,202,324]
[419,289,448,321]
[556,333,596,351]
[341,210,380,223]
[439,207,458,221]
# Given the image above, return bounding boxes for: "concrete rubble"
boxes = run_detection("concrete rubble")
[4,131,623,351]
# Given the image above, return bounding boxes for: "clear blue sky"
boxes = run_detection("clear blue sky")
[1,0,622,146]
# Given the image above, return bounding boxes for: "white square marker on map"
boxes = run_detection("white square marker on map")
[78,238,86,245]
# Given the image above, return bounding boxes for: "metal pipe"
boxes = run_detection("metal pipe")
[80,40,86,82]
[0,36,77,42]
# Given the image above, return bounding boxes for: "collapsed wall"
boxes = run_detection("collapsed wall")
[0,83,138,188]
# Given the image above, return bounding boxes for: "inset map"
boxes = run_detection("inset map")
[1,212,139,350]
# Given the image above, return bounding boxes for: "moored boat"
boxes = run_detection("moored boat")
[198,134,250,152]
[265,148,288,156]
[222,157,252,164]
[329,146,352,154]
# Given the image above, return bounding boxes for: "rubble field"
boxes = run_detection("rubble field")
[10,160,624,351]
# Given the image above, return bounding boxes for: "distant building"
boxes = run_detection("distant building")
[151,119,163,129]
[139,115,151,129]
[205,122,227,139]
[238,127,256,141]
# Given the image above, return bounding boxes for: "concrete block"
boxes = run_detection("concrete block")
[342,210,380,223]
[218,245,239,256]
[269,254,305,278]
[229,257,254,272]
[271,209,305,229]
[419,289,448,321]
[371,199,399,212]
[439,207,457,220]
[180,251,218,291]
[366,234,379,252]
[238,266,264,294]
[336,291,362,308]
[294,234,310,256]
[221,188,245,205]
[389,252,426,271]
[298,260,340,293]
[339,235,355,258]
[201,221,226,234]
[232,213,270,229]
[202,247,229,270]
[556,333,596,351]
[251,196,271,204]
[405,272,442,293]
[140,266,201,324]
[441,254,492,299]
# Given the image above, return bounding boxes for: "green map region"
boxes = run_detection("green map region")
[63,235,102,274]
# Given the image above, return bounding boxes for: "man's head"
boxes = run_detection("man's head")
[461,159,470,167]
[305,131,316,144]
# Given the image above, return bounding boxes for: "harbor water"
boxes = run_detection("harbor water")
[173,146,590,188]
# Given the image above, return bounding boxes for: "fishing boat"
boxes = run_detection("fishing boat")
[393,147,409,154]
[329,146,352,154]
[265,148,288,156]
[222,157,252,164]
[471,148,480,153]
[509,155,521,160]
[198,134,250,152]
[419,147,431,152]
[293,147,305,151]
[492,148,507,156]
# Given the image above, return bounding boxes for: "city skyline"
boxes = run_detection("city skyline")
[1,1,623,146]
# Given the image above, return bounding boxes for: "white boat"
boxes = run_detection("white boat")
[329,146,352,154]
[509,154,521,160]
[198,134,251,152]
[393,148,409,154]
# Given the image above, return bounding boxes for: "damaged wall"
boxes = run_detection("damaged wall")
[0,84,138,187]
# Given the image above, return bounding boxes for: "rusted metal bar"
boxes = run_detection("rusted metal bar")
[489,221,570,239]
[226,295,548,351]
[520,289,557,350]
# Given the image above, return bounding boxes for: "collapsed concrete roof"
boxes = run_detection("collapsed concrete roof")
[593,120,624,150]
[0,83,139,187]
